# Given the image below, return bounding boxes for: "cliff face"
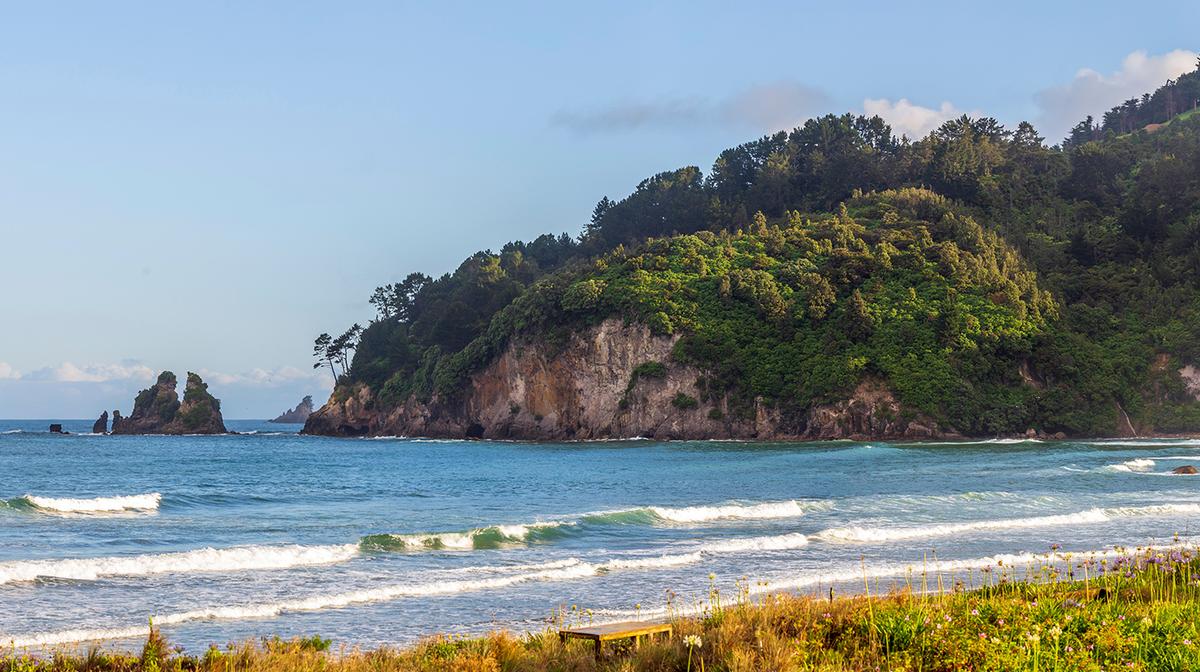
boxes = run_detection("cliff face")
[305,319,956,440]
[111,371,226,435]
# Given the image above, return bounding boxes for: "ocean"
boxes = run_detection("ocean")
[2,418,1199,652]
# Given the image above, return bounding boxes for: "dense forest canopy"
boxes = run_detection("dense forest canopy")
[315,62,1200,436]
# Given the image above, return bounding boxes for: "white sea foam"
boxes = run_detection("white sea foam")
[369,521,568,550]
[702,532,810,553]
[1103,458,1157,473]
[813,504,1200,544]
[446,558,584,574]
[20,492,162,513]
[3,529,829,646]
[648,500,809,523]
[753,542,1200,596]
[1090,439,1200,447]
[0,544,359,585]
[3,562,599,647]
[601,553,704,570]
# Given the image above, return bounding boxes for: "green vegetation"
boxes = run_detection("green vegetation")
[12,547,1200,671]
[313,61,1200,436]
[178,372,220,431]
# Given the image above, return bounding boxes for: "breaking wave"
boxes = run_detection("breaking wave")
[813,504,1200,544]
[1103,458,1157,473]
[361,499,819,552]
[360,522,571,551]
[582,499,818,526]
[9,493,162,514]
[0,544,360,585]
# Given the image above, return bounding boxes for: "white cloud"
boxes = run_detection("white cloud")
[0,362,19,380]
[24,361,157,383]
[1035,49,1199,142]
[862,98,967,139]
[196,366,330,388]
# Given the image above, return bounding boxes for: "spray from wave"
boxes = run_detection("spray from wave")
[8,493,162,514]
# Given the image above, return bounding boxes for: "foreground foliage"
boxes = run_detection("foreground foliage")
[11,547,1200,671]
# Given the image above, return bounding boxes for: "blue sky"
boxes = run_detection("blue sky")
[1,1,1197,418]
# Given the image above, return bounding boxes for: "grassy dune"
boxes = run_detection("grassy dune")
[7,546,1200,671]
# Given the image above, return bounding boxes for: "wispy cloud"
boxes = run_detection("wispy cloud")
[1035,49,1199,142]
[23,360,157,383]
[862,98,972,140]
[552,81,830,134]
[196,366,330,388]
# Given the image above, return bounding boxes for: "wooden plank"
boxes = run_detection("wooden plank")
[560,620,672,641]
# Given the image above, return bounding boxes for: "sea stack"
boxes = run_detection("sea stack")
[92,411,109,434]
[111,371,227,434]
[270,395,314,423]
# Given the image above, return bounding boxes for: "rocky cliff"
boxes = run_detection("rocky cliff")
[111,371,227,434]
[92,411,108,434]
[304,319,956,440]
[270,395,314,423]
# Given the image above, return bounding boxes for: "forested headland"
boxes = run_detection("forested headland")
[305,63,1200,439]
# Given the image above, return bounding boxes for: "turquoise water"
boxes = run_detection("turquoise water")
[2,418,1200,652]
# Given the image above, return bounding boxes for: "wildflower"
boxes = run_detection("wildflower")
[1140,617,1153,629]
[998,618,1005,625]
[683,635,702,649]
[1026,632,1040,644]
[1185,639,1193,646]
[1066,646,1074,653]
[991,637,1001,644]
[1049,626,1062,638]
[970,609,979,616]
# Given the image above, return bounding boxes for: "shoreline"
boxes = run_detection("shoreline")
[7,545,1200,670]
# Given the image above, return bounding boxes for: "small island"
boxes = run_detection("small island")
[109,371,227,435]
[269,395,314,423]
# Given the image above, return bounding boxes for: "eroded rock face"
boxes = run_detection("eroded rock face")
[270,395,314,423]
[305,319,956,441]
[1182,365,1200,402]
[92,411,108,434]
[111,371,226,435]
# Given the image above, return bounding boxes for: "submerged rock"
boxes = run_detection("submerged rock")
[111,371,226,435]
[1172,465,1198,475]
[92,411,109,434]
[48,423,66,434]
[270,395,314,423]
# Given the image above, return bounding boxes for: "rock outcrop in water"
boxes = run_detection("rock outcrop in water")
[270,395,314,423]
[111,371,227,434]
[304,319,956,440]
[92,411,108,434]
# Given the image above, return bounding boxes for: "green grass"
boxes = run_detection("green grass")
[7,545,1200,671]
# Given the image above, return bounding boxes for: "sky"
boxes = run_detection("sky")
[0,1,1197,418]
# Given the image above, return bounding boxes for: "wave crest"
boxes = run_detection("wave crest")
[360,522,570,551]
[12,493,162,513]
[0,544,359,585]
